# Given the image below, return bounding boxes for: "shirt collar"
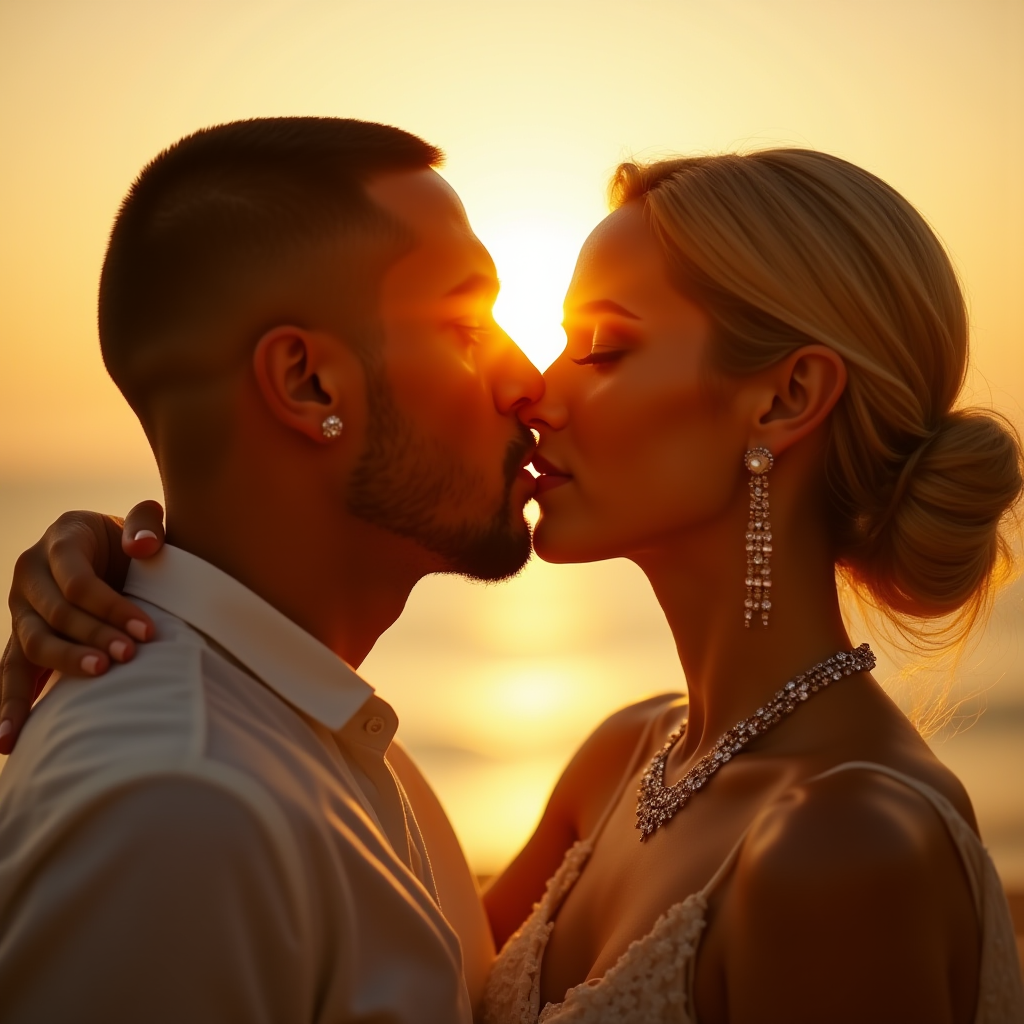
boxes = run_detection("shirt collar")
[124,544,375,733]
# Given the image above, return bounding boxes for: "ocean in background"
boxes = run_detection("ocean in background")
[2,477,1023,883]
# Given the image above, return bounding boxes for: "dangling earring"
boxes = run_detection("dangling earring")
[743,447,774,628]
[321,415,343,439]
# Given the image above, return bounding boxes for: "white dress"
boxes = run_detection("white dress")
[481,757,1024,1024]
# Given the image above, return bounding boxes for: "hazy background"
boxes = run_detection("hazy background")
[1,0,1022,879]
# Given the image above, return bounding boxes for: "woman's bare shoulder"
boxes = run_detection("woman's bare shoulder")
[576,692,687,760]
[552,692,687,833]
[717,764,980,1022]
[738,763,970,889]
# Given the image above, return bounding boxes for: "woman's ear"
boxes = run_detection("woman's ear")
[748,345,847,455]
[251,326,357,444]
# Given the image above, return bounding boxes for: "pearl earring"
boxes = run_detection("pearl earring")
[321,415,343,439]
[743,447,774,627]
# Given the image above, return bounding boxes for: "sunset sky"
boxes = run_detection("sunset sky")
[1,0,1022,477]
[1,0,1022,873]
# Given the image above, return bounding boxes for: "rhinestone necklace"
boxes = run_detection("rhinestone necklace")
[635,643,876,841]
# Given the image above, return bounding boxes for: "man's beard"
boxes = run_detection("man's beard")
[346,370,535,582]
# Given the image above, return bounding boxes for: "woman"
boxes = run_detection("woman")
[5,149,1024,1021]
[477,150,1024,1022]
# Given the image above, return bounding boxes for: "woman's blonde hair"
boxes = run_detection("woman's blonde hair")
[611,150,1022,652]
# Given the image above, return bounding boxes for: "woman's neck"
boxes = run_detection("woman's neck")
[633,493,852,764]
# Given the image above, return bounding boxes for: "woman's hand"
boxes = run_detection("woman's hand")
[0,501,166,754]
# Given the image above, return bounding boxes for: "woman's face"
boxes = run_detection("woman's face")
[525,202,751,565]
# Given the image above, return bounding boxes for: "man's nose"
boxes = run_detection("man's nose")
[492,336,545,415]
[519,358,568,431]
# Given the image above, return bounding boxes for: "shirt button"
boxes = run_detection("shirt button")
[364,716,385,735]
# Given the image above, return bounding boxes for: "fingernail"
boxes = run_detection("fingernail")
[109,640,129,662]
[133,529,158,542]
[81,655,102,675]
[0,720,12,741]
[126,619,149,642]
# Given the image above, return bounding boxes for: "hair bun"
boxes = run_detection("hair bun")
[855,410,1023,618]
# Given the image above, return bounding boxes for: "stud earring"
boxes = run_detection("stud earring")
[321,415,343,440]
[743,447,774,628]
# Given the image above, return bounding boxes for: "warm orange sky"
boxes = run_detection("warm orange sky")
[1,0,1022,477]
[2,1,1023,874]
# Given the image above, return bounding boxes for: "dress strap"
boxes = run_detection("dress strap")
[587,695,688,844]
[698,824,756,899]
[804,759,964,817]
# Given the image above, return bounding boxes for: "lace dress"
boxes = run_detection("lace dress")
[481,760,1024,1024]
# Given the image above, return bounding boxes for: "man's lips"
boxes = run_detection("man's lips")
[531,453,572,494]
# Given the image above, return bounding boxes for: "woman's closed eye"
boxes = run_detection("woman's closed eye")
[571,348,627,366]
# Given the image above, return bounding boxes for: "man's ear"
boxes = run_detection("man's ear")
[251,326,359,444]
[746,345,847,455]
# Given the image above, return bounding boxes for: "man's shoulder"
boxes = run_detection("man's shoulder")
[0,617,313,892]
[12,603,209,772]
[8,597,309,781]
[0,604,271,842]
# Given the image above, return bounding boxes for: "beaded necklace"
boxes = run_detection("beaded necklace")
[635,643,876,841]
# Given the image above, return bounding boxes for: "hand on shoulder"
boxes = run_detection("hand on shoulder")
[2,502,165,754]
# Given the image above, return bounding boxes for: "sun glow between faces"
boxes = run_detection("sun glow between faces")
[480,217,582,371]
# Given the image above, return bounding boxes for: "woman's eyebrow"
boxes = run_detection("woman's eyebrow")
[566,298,640,320]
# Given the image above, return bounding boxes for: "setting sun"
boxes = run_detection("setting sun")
[485,217,581,371]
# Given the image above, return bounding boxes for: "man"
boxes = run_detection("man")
[0,117,543,1022]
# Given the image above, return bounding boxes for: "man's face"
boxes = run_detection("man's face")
[346,170,543,581]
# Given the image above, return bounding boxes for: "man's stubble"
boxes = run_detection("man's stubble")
[346,366,535,582]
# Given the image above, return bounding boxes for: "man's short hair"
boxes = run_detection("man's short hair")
[98,117,443,426]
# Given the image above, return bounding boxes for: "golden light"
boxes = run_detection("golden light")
[481,217,582,371]
[433,753,571,875]
[442,662,589,758]
[490,665,575,720]
[2,0,1022,885]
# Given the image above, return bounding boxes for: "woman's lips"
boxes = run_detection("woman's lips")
[531,454,572,494]
[534,474,570,494]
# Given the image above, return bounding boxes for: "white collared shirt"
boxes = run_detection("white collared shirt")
[0,546,472,1024]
